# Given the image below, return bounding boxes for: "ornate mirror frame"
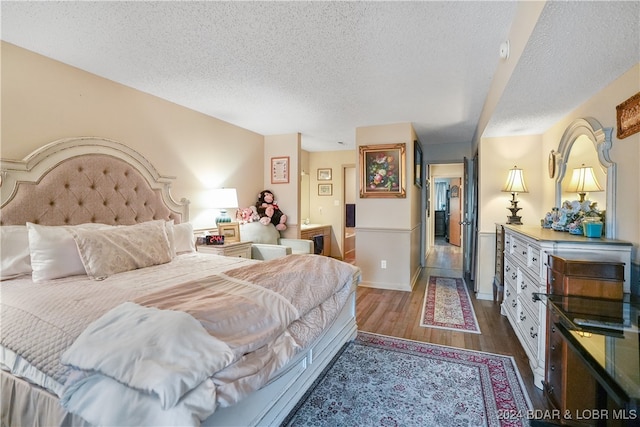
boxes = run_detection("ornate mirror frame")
[554,117,616,238]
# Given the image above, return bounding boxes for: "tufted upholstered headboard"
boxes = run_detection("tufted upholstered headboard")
[0,137,189,226]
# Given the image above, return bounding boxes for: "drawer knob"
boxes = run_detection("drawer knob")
[511,272,517,280]
[512,300,517,308]
[522,250,527,256]
[530,327,538,339]
[520,282,527,290]
[551,325,556,333]
[532,256,537,262]
[551,345,556,351]
[550,365,555,371]
[520,312,526,321]
[506,266,511,272]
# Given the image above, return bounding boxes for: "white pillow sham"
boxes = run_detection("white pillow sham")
[27,222,111,282]
[71,220,172,280]
[1,225,32,280]
[165,221,195,257]
[172,222,196,254]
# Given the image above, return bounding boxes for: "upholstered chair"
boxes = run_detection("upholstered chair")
[239,222,314,260]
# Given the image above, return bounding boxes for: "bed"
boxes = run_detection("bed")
[0,137,359,426]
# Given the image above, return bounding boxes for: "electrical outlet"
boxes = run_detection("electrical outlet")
[381,260,387,269]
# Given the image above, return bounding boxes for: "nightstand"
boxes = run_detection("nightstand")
[196,241,252,259]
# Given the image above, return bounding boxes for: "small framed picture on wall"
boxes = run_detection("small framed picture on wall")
[317,168,332,181]
[318,183,333,196]
[271,156,290,184]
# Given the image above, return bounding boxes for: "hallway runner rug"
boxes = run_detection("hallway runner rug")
[420,275,481,333]
[281,332,532,427]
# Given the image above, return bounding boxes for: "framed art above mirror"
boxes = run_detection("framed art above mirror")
[553,117,616,238]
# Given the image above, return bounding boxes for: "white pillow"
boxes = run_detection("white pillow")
[1,226,32,280]
[27,222,110,282]
[71,220,172,280]
[165,220,176,257]
[173,222,196,254]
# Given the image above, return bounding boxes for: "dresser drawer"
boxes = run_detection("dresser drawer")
[545,315,565,410]
[510,236,529,266]
[527,245,541,277]
[518,269,542,314]
[548,254,624,299]
[503,283,518,322]
[504,257,517,288]
[517,301,540,360]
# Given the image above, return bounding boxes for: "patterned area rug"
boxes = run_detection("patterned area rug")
[282,332,532,427]
[420,275,481,334]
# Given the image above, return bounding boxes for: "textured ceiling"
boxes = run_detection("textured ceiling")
[1,1,639,152]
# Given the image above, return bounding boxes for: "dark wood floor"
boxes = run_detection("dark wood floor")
[354,238,548,411]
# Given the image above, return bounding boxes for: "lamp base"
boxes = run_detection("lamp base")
[506,194,523,224]
[216,209,231,225]
[506,215,523,225]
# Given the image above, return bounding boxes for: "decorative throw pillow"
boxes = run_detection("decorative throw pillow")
[1,225,32,280]
[27,222,110,282]
[71,220,172,280]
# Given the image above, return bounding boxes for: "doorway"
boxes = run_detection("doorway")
[432,177,462,247]
[429,164,464,253]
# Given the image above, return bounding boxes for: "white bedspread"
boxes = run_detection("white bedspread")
[1,253,360,426]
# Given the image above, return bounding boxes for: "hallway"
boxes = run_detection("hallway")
[355,241,547,411]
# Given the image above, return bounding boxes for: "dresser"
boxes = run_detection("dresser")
[435,210,446,237]
[500,225,632,390]
[544,255,624,423]
[300,225,331,257]
[539,293,639,426]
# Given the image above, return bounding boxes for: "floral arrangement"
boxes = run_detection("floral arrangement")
[236,206,260,224]
[542,200,604,234]
[366,153,400,191]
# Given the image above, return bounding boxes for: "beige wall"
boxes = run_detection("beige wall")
[1,42,266,230]
[476,63,640,298]
[355,123,422,291]
[306,150,356,258]
[263,133,301,239]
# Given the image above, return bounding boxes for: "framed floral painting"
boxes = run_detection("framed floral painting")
[616,91,640,139]
[359,143,406,198]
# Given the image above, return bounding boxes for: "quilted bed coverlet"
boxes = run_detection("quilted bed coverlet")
[0,254,359,426]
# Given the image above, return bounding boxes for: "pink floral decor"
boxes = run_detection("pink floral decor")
[236,206,260,224]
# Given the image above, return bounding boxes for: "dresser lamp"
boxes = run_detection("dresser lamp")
[501,166,528,225]
[210,188,238,225]
[568,164,602,202]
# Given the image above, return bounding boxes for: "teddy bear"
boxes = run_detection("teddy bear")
[255,190,287,231]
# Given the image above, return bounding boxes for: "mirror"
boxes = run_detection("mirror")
[554,117,616,238]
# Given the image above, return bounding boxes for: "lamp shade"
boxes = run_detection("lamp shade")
[210,188,239,209]
[568,165,603,193]
[502,166,528,193]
